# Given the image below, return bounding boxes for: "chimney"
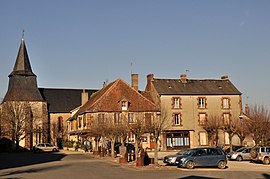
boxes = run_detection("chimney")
[81,89,88,105]
[131,74,139,91]
[180,74,187,83]
[245,103,250,115]
[147,74,154,84]
[221,75,228,80]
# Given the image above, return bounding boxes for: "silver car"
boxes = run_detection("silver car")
[227,147,251,161]
[33,143,59,152]
[163,149,189,165]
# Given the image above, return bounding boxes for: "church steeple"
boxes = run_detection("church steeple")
[3,35,44,102]
[9,33,35,77]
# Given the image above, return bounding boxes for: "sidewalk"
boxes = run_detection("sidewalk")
[61,148,177,168]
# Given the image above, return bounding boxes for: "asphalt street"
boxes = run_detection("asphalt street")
[0,150,270,179]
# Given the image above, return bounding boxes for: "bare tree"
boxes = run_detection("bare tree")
[127,112,146,162]
[147,108,170,166]
[203,115,222,147]
[235,116,251,146]
[222,116,239,152]
[248,105,270,146]
[1,101,32,151]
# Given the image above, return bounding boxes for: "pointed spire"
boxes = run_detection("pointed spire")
[9,32,35,77]
[2,35,44,102]
[22,29,25,40]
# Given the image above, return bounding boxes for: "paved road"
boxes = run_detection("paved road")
[0,150,269,179]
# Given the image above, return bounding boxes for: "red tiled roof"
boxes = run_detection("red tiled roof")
[71,79,158,119]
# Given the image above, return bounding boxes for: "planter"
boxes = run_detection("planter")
[100,151,105,157]
[119,157,128,164]
[136,157,144,167]
[150,158,155,164]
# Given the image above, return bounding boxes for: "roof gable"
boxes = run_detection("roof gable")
[78,79,158,114]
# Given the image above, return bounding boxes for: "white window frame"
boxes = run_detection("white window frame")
[173,98,180,109]
[222,98,230,109]
[199,113,206,125]
[122,101,127,110]
[128,113,135,124]
[198,97,206,108]
[174,113,181,125]
[199,132,207,146]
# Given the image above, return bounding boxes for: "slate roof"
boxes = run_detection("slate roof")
[3,38,44,102]
[70,79,159,120]
[152,78,241,95]
[9,38,35,77]
[39,88,98,113]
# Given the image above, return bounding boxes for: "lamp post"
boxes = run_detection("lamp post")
[239,115,244,146]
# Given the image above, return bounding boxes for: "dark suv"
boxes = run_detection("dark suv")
[250,146,270,164]
[175,147,227,169]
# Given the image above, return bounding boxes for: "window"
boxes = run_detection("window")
[145,113,152,128]
[78,116,82,128]
[83,115,86,127]
[172,97,180,109]
[58,116,63,132]
[166,132,190,148]
[199,132,207,146]
[223,113,230,125]
[128,133,135,143]
[198,113,206,125]
[122,101,127,110]
[98,114,105,124]
[224,132,230,145]
[222,98,230,109]
[141,136,148,143]
[114,113,121,124]
[198,97,206,109]
[173,113,181,125]
[128,113,135,123]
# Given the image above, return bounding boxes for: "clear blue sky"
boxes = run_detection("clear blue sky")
[0,0,270,108]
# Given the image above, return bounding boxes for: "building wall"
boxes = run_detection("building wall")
[160,94,242,149]
[50,113,70,147]
[0,101,48,150]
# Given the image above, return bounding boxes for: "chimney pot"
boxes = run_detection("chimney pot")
[221,75,228,80]
[81,89,88,105]
[147,74,154,83]
[131,74,139,91]
[180,74,187,83]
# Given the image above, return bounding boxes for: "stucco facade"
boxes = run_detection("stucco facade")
[145,74,243,150]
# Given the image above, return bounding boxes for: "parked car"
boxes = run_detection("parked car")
[163,149,190,165]
[250,146,270,164]
[33,143,59,152]
[227,147,251,161]
[223,145,244,154]
[175,147,227,169]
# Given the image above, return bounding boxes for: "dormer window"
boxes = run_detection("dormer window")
[122,101,128,110]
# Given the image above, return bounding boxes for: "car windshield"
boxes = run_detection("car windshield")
[236,147,246,152]
[177,149,193,155]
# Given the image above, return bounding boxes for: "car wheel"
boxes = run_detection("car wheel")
[236,156,243,162]
[263,158,270,165]
[217,160,226,169]
[52,148,57,152]
[186,161,195,169]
